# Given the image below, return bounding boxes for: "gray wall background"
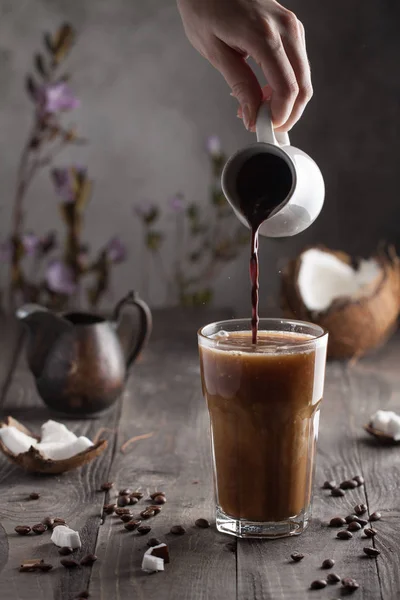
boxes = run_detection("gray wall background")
[0,0,399,315]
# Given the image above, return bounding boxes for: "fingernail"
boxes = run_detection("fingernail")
[242,104,251,130]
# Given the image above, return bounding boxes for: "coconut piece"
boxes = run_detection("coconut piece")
[0,417,107,474]
[35,436,93,460]
[149,543,170,564]
[0,426,37,455]
[142,553,164,572]
[365,409,400,442]
[51,525,81,549]
[40,420,77,444]
[281,245,400,359]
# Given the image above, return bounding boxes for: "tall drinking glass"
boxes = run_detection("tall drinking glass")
[198,318,328,539]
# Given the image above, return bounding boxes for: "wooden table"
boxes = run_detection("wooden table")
[0,310,399,600]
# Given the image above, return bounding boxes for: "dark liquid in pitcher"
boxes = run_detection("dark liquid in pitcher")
[236,153,293,343]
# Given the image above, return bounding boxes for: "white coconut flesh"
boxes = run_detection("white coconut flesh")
[297,248,383,313]
[0,419,93,460]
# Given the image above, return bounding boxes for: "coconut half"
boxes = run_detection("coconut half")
[281,245,400,358]
[0,417,107,474]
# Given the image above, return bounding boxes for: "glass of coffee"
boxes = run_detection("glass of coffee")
[198,318,328,539]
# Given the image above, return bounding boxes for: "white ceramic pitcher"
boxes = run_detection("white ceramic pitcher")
[221,103,325,237]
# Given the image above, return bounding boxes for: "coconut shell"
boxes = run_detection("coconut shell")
[0,417,107,474]
[364,424,400,445]
[281,245,400,359]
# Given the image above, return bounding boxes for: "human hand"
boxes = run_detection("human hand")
[177,0,312,132]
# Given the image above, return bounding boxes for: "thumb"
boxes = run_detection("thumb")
[210,41,262,130]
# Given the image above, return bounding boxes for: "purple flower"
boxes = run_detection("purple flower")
[22,232,40,256]
[206,135,222,157]
[169,193,185,212]
[51,167,86,202]
[36,82,79,114]
[0,239,12,263]
[45,260,77,295]
[106,237,127,263]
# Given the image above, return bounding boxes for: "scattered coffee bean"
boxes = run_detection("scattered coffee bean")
[370,511,382,522]
[364,528,377,538]
[195,518,210,529]
[115,507,131,516]
[119,488,132,496]
[322,558,335,569]
[354,503,367,515]
[150,491,166,500]
[103,503,116,515]
[329,517,347,527]
[147,537,162,548]
[32,523,47,535]
[124,519,142,531]
[353,475,364,486]
[117,495,129,507]
[15,526,31,535]
[137,525,151,535]
[337,530,353,540]
[148,505,162,514]
[120,514,134,523]
[43,517,54,528]
[100,482,114,491]
[322,480,337,490]
[170,525,186,535]
[348,521,362,532]
[331,488,345,497]
[28,492,40,500]
[52,518,66,528]
[130,491,144,500]
[340,479,358,490]
[153,494,167,505]
[128,496,138,505]
[58,546,74,556]
[363,547,380,557]
[60,558,80,569]
[342,577,360,592]
[140,508,156,519]
[80,554,97,566]
[345,514,359,524]
[355,517,368,527]
[310,579,327,590]
[290,552,305,562]
[327,572,341,584]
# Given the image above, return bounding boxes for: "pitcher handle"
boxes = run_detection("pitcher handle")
[113,291,152,369]
[256,102,290,147]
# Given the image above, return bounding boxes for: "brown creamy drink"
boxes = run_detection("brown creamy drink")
[199,329,323,523]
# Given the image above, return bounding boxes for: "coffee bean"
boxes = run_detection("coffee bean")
[53,518,66,528]
[355,517,368,527]
[354,503,367,515]
[363,547,380,557]
[195,518,210,529]
[120,514,134,523]
[327,572,341,584]
[58,546,74,556]
[329,517,347,527]
[124,519,142,531]
[43,517,54,527]
[322,480,337,490]
[148,505,162,515]
[150,491,166,500]
[15,526,31,535]
[353,475,365,486]
[115,507,131,516]
[342,577,359,592]
[28,492,40,500]
[322,558,335,569]
[290,552,304,562]
[153,494,167,505]
[137,525,151,535]
[140,508,156,519]
[345,514,359,524]
[103,503,116,515]
[32,523,47,535]
[130,491,144,500]
[147,538,161,548]
[370,511,382,522]
[170,525,186,535]
[119,488,132,496]
[117,495,129,507]
[340,479,358,490]
[128,496,138,505]
[100,481,114,491]
[80,554,97,566]
[348,521,362,532]
[310,579,327,589]
[337,530,353,540]
[60,558,80,569]
[364,527,377,538]
[331,488,345,497]
[36,563,53,572]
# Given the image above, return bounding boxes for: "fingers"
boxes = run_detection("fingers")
[207,39,263,130]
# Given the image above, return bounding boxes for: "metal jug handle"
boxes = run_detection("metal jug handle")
[256,102,290,147]
[113,291,152,369]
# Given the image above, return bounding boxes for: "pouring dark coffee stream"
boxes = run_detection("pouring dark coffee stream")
[236,153,293,344]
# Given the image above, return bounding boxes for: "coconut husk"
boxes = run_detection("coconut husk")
[281,245,400,359]
[0,416,107,474]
